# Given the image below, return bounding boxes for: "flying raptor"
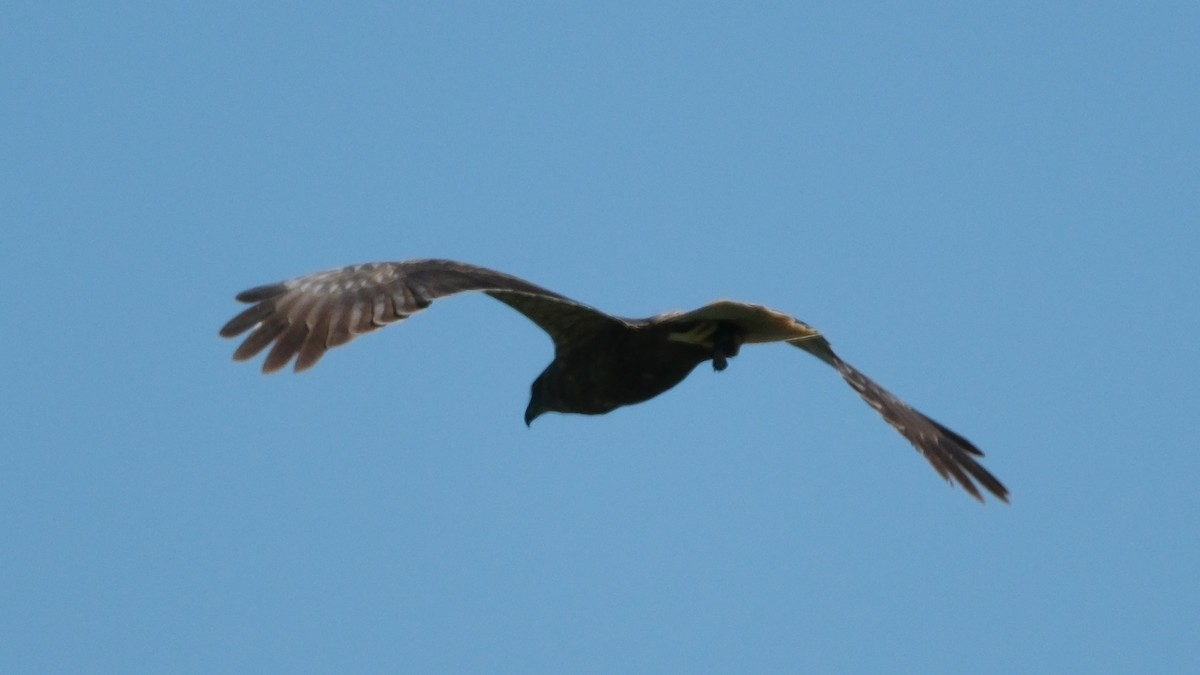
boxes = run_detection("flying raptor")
[220,259,1008,502]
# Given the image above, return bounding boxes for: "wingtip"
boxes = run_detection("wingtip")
[218,321,245,339]
[235,283,289,303]
[958,476,1010,505]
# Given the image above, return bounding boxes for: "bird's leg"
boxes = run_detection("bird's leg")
[710,322,742,372]
[667,321,743,371]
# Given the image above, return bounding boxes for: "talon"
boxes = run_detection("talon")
[713,353,728,371]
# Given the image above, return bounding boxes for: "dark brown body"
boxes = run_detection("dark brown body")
[527,324,711,419]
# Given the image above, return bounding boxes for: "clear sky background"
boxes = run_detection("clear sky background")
[3,2,1197,673]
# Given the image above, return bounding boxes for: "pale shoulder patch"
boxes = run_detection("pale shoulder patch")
[656,300,822,344]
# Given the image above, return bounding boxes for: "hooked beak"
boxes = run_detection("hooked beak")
[524,400,542,427]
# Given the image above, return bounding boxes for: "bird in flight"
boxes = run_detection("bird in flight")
[220,259,1007,502]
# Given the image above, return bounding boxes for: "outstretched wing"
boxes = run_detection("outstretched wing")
[791,333,1008,503]
[219,259,624,373]
[660,300,1008,503]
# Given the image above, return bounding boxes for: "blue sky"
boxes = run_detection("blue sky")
[3,2,1197,672]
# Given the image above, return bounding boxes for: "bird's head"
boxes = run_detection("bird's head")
[525,372,550,426]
